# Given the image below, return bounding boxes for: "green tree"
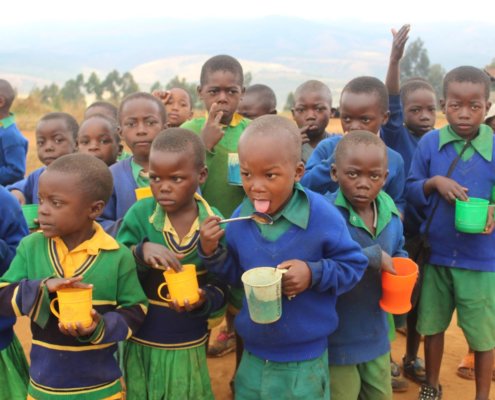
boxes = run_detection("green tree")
[428,63,446,102]
[85,72,104,100]
[121,72,140,97]
[60,76,85,105]
[40,83,61,108]
[284,92,295,111]
[150,81,162,92]
[401,38,430,81]
[165,76,199,108]
[244,71,252,87]
[102,70,122,103]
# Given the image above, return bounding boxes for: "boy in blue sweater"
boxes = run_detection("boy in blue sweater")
[100,92,167,234]
[327,130,407,400]
[200,115,368,399]
[0,79,28,186]
[406,66,494,400]
[301,76,406,214]
[8,112,78,205]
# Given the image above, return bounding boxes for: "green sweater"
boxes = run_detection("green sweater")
[181,116,250,217]
[0,232,148,400]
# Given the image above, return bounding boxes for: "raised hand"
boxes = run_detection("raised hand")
[390,24,410,63]
[200,103,225,151]
[199,216,224,256]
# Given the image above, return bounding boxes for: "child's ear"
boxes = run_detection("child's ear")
[294,161,305,182]
[440,99,446,114]
[485,101,492,115]
[330,163,338,182]
[383,169,389,187]
[381,110,391,126]
[198,165,208,185]
[197,85,203,100]
[89,200,106,219]
[0,96,5,109]
[117,143,124,157]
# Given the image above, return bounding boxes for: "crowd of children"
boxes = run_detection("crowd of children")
[0,23,494,400]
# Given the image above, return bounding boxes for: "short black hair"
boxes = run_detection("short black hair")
[151,128,205,169]
[443,66,491,100]
[0,79,16,110]
[46,153,113,203]
[244,84,277,112]
[400,77,436,105]
[79,114,121,144]
[118,92,167,125]
[200,55,244,86]
[341,76,389,113]
[38,112,79,142]
[294,80,332,107]
[85,101,118,121]
[334,130,387,165]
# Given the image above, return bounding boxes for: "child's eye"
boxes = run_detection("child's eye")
[208,89,219,95]
[150,175,160,183]
[172,176,183,183]
[347,171,358,178]
[146,120,158,127]
[266,173,276,179]
[240,171,250,178]
[471,104,481,111]
[316,106,328,113]
[36,140,44,146]
[51,199,62,207]
[361,117,371,123]
[55,138,65,144]
[78,139,89,145]
[124,121,136,128]
[370,174,381,180]
[228,89,239,95]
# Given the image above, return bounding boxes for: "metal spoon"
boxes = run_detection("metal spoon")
[219,211,273,225]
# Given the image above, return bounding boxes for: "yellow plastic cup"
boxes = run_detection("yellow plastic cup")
[49,287,93,329]
[135,187,153,201]
[157,264,200,306]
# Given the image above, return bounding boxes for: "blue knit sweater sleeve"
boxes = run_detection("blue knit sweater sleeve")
[385,148,406,213]
[0,125,28,186]
[381,95,404,149]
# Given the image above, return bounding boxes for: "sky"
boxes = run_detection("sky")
[6,0,494,25]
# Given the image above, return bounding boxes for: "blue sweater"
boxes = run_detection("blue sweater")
[100,157,138,234]
[7,166,45,204]
[0,120,28,186]
[405,129,495,271]
[301,134,406,213]
[0,185,29,350]
[327,190,407,365]
[201,189,368,362]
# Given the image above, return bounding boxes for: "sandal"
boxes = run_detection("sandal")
[403,356,426,384]
[456,352,475,380]
[391,359,401,377]
[419,383,442,400]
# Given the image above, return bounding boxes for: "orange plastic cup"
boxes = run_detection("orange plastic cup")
[135,187,153,201]
[379,257,418,314]
[157,264,200,307]
[49,287,93,329]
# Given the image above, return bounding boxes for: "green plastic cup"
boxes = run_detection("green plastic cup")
[22,204,39,230]
[455,197,489,234]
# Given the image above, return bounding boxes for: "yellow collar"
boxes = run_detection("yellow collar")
[53,222,119,256]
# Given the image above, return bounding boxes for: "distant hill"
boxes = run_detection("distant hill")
[1,17,492,108]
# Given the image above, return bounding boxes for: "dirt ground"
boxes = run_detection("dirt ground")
[15,315,475,400]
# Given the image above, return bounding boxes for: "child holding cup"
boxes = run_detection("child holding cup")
[0,153,148,400]
[116,128,227,400]
[199,115,368,399]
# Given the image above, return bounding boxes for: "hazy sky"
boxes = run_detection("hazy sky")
[7,0,494,25]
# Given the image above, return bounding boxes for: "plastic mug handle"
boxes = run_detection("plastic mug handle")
[50,298,60,318]
[157,282,173,303]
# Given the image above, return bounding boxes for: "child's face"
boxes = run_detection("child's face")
[198,70,244,125]
[339,91,389,134]
[238,94,270,120]
[120,98,166,163]
[77,118,121,166]
[403,89,437,136]
[441,81,491,140]
[165,88,193,128]
[238,135,305,215]
[292,91,332,138]
[331,143,388,211]
[36,119,77,166]
[38,170,101,247]
[149,147,207,216]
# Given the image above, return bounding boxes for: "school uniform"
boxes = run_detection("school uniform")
[0,114,28,186]
[7,166,45,204]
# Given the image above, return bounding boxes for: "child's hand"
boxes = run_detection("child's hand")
[58,309,101,337]
[390,24,410,63]
[167,289,207,313]
[299,125,311,144]
[426,176,468,203]
[45,276,93,293]
[483,205,495,234]
[200,216,224,256]
[201,103,225,151]
[277,260,312,297]
[10,189,26,205]
[151,90,171,106]
[381,251,397,274]
[142,242,184,272]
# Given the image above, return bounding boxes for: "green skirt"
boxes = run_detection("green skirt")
[123,341,214,400]
[0,334,29,400]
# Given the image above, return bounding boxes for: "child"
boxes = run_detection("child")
[181,54,249,364]
[8,112,78,205]
[301,76,406,214]
[200,115,368,399]
[100,92,167,233]
[0,153,148,399]
[117,128,227,400]
[0,79,28,186]
[77,114,122,166]
[383,24,437,384]
[0,186,29,400]
[406,66,494,400]
[237,83,277,120]
[485,105,495,131]
[291,80,333,163]
[327,130,407,400]
[152,87,194,127]
[84,101,118,121]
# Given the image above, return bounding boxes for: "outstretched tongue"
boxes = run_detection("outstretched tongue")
[254,200,270,214]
